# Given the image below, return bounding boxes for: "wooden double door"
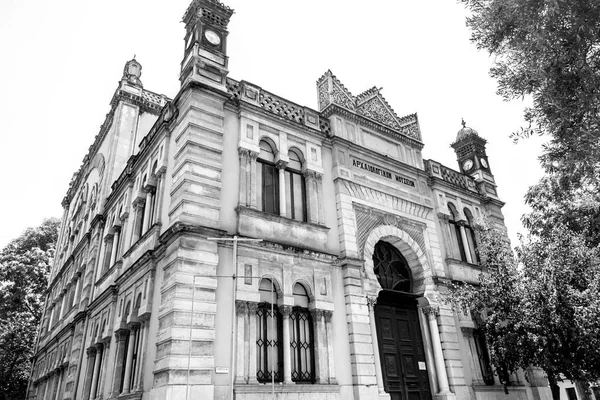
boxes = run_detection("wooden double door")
[375,294,432,400]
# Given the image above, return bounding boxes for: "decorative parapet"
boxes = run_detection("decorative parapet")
[425,160,478,193]
[316,70,422,142]
[225,77,328,135]
[182,0,234,28]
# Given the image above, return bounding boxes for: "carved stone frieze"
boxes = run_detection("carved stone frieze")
[354,204,427,259]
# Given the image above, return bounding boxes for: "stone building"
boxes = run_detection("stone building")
[28,1,552,400]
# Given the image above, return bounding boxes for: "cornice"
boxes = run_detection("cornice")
[87,285,118,315]
[62,84,170,207]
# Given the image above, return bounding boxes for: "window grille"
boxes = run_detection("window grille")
[256,303,283,382]
[373,241,412,292]
[290,307,315,382]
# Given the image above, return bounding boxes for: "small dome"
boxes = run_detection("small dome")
[456,119,478,141]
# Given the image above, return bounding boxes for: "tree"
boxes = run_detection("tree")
[0,218,60,400]
[460,0,600,179]
[445,223,600,399]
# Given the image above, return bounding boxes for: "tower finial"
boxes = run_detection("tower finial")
[461,118,466,128]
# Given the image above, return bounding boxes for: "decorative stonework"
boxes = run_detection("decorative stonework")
[354,204,427,260]
[316,70,422,141]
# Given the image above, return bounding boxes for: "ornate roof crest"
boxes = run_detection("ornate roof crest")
[316,70,422,141]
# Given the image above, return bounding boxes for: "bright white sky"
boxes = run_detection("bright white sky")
[0,0,545,249]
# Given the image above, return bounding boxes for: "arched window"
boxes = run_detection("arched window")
[256,140,279,216]
[448,203,467,262]
[473,313,494,385]
[256,278,282,382]
[285,149,307,222]
[290,283,315,382]
[373,241,412,292]
[463,208,479,264]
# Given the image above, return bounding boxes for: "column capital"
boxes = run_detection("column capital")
[275,160,288,170]
[238,147,250,158]
[310,308,325,323]
[247,301,259,313]
[86,347,96,356]
[366,296,377,311]
[249,151,259,161]
[422,306,440,316]
[279,305,293,316]
[235,300,248,315]
[323,310,333,323]
[437,212,450,222]
[302,169,321,180]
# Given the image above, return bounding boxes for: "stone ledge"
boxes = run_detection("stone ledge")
[236,206,330,253]
[234,383,340,393]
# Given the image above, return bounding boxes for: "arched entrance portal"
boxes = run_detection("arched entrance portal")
[373,241,432,400]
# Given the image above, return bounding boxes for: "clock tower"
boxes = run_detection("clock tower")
[451,120,491,175]
[451,120,500,198]
[180,0,234,91]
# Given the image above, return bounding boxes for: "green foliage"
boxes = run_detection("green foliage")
[461,0,600,178]
[0,218,60,400]
[446,223,600,391]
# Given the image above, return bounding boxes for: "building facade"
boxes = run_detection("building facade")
[28,1,553,400]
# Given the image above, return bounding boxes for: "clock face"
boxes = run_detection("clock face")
[463,159,474,171]
[204,30,221,46]
[480,157,488,168]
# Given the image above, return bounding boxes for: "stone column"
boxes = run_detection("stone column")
[249,152,258,209]
[96,339,111,399]
[323,310,336,384]
[82,347,96,400]
[238,149,249,207]
[303,170,319,224]
[458,223,473,264]
[142,191,152,234]
[89,344,103,400]
[53,369,63,400]
[247,302,259,383]
[119,216,129,257]
[235,301,248,383]
[276,161,287,218]
[121,326,138,395]
[152,178,162,224]
[108,230,119,267]
[316,173,325,225]
[367,297,386,397]
[109,331,128,398]
[130,202,144,245]
[418,304,439,395]
[43,374,53,400]
[423,306,452,395]
[155,171,166,224]
[134,317,149,392]
[311,309,328,383]
[280,305,293,383]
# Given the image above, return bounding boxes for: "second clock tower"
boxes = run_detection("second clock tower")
[180,0,234,91]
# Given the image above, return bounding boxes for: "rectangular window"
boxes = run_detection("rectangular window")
[465,226,479,264]
[566,388,578,400]
[260,162,279,215]
[285,171,307,222]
